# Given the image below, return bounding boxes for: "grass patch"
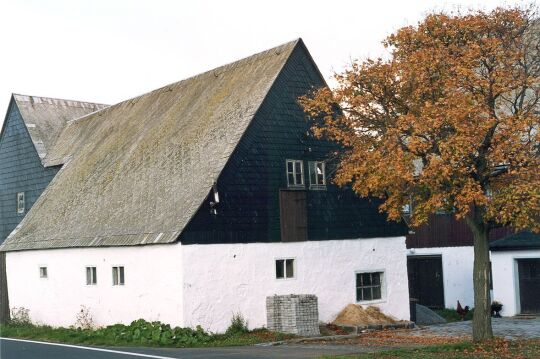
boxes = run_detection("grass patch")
[432,308,473,323]
[321,338,540,358]
[0,319,293,348]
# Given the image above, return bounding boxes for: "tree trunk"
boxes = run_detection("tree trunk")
[466,214,493,342]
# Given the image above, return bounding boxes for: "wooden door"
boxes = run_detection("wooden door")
[279,190,307,242]
[518,259,540,314]
[407,255,445,309]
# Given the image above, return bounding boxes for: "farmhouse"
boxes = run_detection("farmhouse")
[0,39,410,332]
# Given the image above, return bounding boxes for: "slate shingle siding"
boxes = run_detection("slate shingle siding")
[0,102,59,243]
[181,44,407,244]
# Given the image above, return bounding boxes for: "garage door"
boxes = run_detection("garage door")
[407,255,445,309]
[518,258,540,314]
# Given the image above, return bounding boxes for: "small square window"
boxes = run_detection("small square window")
[39,267,47,278]
[356,271,384,302]
[276,258,295,279]
[286,160,304,188]
[309,161,326,189]
[17,192,25,214]
[86,266,97,285]
[112,266,125,286]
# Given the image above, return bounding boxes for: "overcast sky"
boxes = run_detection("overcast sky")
[0,0,522,124]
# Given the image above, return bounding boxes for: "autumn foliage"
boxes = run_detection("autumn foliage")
[301,6,540,342]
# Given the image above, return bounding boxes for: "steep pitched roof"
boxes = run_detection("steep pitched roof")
[490,231,540,251]
[11,94,108,160]
[1,39,302,251]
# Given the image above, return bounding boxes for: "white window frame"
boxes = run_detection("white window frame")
[275,257,296,280]
[86,266,97,286]
[355,270,386,304]
[39,266,48,279]
[16,192,25,214]
[112,266,125,286]
[286,160,304,188]
[308,161,326,190]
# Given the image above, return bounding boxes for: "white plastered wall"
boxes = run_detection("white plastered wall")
[5,244,184,327]
[407,246,474,308]
[491,250,540,317]
[182,237,410,333]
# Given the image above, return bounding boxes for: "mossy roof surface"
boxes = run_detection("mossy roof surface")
[1,39,300,251]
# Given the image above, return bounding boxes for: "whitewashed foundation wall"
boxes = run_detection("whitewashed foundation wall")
[407,246,475,308]
[6,236,409,332]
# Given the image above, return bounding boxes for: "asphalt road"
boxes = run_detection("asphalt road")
[0,338,370,359]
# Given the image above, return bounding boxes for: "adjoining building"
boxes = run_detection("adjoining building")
[490,231,540,316]
[0,39,411,332]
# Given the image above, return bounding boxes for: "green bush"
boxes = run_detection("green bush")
[225,313,249,336]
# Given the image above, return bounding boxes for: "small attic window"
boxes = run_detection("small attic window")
[286,160,304,188]
[17,192,25,214]
[308,161,326,190]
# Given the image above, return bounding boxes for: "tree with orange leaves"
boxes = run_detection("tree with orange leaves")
[301,6,540,342]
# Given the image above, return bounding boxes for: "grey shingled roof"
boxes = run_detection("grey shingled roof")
[0,39,301,251]
[490,231,540,251]
[12,94,108,160]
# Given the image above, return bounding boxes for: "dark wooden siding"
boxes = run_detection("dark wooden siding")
[180,43,407,245]
[0,252,9,323]
[0,100,60,243]
[406,214,513,249]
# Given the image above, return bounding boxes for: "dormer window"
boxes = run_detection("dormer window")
[286,160,304,188]
[17,192,25,214]
[309,161,326,190]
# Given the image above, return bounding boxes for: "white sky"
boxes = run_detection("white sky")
[0,0,522,124]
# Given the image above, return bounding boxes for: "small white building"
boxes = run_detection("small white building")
[490,231,540,316]
[1,39,410,332]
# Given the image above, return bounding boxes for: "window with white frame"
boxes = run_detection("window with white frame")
[356,271,383,302]
[39,266,48,278]
[112,266,125,286]
[275,258,294,279]
[86,266,97,285]
[286,160,304,188]
[17,192,25,214]
[308,161,326,189]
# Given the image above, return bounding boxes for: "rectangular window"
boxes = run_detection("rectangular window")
[286,160,304,188]
[17,192,25,214]
[39,266,47,278]
[308,161,326,189]
[112,266,125,286]
[356,272,383,302]
[276,258,295,279]
[86,266,97,285]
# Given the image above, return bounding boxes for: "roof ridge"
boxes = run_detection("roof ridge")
[13,93,108,108]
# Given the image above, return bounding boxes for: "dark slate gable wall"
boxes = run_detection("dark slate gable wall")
[180,43,407,244]
[0,101,60,243]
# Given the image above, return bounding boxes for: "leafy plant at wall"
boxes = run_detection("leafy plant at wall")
[225,313,249,336]
[74,305,94,330]
[9,307,31,325]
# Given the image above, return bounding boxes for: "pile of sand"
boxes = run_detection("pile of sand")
[332,304,397,326]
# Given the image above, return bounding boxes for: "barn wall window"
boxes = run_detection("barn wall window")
[112,266,125,286]
[308,161,326,190]
[39,266,48,279]
[286,160,304,188]
[356,271,385,302]
[86,266,97,285]
[17,192,25,214]
[276,258,295,279]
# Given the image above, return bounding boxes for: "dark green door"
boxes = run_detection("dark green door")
[407,255,445,309]
[518,259,540,314]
